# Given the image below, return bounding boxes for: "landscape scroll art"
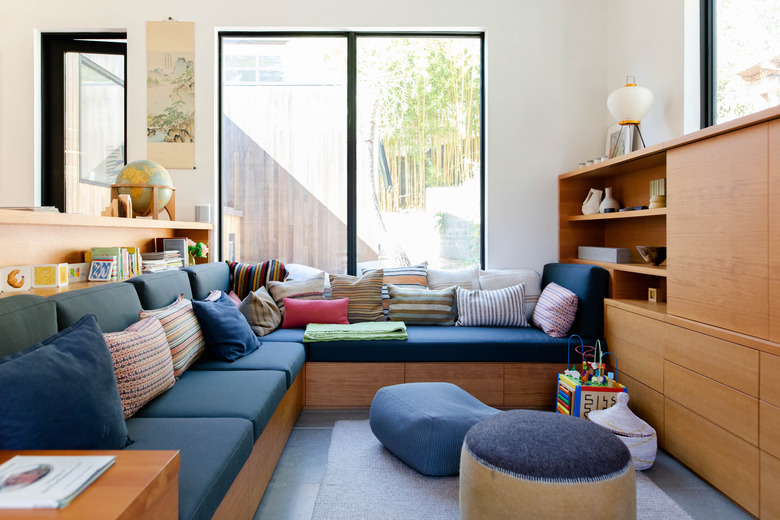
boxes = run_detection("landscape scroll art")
[146,20,195,169]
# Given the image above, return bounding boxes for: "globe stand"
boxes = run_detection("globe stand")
[110,184,176,220]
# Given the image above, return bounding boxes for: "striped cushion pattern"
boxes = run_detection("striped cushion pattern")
[104,317,175,418]
[532,282,579,338]
[455,284,528,327]
[139,295,206,377]
[387,284,456,326]
[479,269,542,322]
[227,259,288,300]
[363,262,428,316]
[329,270,385,323]
[266,273,326,318]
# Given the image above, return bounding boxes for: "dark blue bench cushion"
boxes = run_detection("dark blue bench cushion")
[50,283,143,333]
[0,294,57,356]
[542,263,608,339]
[125,270,193,309]
[189,341,305,388]
[182,263,230,301]
[125,417,253,520]
[133,370,286,441]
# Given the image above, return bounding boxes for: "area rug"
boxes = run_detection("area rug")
[311,420,693,520]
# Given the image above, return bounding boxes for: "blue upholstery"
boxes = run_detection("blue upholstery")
[182,262,231,301]
[370,383,500,476]
[190,341,305,388]
[125,417,254,520]
[50,282,142,332]
[0,294,57,356]
[133,369,286,441]
[541,263,609,339]
[191,291,261,361]
[126,269,194,309]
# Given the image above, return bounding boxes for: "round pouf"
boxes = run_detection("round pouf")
[370,382,500,476]
[460,410,636,520]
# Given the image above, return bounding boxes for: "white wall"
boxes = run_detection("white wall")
[0,0,692,274]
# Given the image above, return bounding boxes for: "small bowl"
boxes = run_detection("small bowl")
[636,246,666,266]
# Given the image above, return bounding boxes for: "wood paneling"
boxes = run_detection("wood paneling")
[503,363,564,409]
[305,362,404,407]
[771,120,780,342]
[761,352,780,408]
[605,335,664,391]
[760,401,780,460]
[667,123,769,338]
[405,363,503,406]
[605,305,665,356]
[664,399,759,515]
[665,324,759,397]
[761,451,780,519]
[617,371,664,446]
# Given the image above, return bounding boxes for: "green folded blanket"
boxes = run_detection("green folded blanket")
[303,322,408,342]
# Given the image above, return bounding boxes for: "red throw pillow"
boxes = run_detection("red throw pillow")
[282,298,350,329]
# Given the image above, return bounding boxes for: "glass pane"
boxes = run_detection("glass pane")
[715,0,780,124]
[221,37,348,272]
[64,52,124,215]
[356,37,481,270]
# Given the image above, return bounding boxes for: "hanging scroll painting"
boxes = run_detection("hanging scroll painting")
[147,21,195,169]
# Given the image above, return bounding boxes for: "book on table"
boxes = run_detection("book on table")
[0,455,115,509]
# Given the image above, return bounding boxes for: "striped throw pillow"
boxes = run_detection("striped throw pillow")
[479,269,542,322]
[387,284,456,326]
[139,294,206,377]
[455,284,528,327]
[532,282,578,338]
[227,259,288,300]
[329,270,385,323]
[104,317,175,418]
[266,273,326,318]
[363,262,428,316]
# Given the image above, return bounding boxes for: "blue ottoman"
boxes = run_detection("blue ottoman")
[369,382,500,476]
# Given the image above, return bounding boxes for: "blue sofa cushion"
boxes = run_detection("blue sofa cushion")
[126,270,194,309]
[191,292,260,361]
[133,370,286,441]
[190,341,305,388]
[541,263,609,339]
[0,314,128,450]
[0,294,57,357]
[125,417,253,520]
[50,282,143,332]
[182,262,230,301]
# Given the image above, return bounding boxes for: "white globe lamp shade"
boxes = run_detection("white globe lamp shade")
[607,76,654,125]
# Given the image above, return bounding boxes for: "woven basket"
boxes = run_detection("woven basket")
[588,392,657,470]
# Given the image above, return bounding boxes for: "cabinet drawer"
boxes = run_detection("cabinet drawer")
[762,451,780,519]
[664,399,759,515]
[605,305,665,357]
[504,363,563,409]
[305,362,404,407]
[665,324,758,397]
[664,361,758,445]
[406,362,504,406]
[761,351,780,407]
[606,335,663,392]
[761,401,780,459]
[617,372,664,447]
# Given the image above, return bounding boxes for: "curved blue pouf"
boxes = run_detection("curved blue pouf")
[369,382,500,476]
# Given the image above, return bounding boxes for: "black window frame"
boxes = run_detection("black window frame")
[700,0,716,128]
[217,31,485,273]
[41,32,127,212]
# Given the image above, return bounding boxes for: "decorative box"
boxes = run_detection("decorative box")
[32,263,69,288]
[588,392,657,470]
[577,246,630,264]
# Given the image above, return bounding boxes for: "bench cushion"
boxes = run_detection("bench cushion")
[182,262,231,301]
[0,294,57,356]
[50,282,143,333]
[126,270,194,309]
[189,341,305,388]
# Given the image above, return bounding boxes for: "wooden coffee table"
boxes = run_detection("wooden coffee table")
[0,450,179,519]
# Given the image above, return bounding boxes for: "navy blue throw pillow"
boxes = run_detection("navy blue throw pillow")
[0,314,129,450]
[192,292,261,361]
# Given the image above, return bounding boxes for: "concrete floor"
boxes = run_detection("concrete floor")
[254,409,754,520]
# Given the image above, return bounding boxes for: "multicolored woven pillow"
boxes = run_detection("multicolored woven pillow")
[103,318,175,418]
[329,270,386,323]
[387,284,456,326]
[362,262,428,316]
[266,273,326,318]
[227,259,288,300]
[532,282,579,337]
[139,294,206,377]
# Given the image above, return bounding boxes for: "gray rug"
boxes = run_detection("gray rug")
[312,420,692,520]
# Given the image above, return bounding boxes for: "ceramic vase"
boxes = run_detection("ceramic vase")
[581,188,603,215]
[599,187,620,213]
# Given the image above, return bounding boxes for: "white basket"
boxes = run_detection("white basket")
[588,392,657,470]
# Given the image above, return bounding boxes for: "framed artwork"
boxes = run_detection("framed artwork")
[0,266,31,292]
[88,260,116,282]
[606,123,633,159]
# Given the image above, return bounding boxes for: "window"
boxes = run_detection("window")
[42,34,126,214]
[702,0,780,126]
[220,33,483,274]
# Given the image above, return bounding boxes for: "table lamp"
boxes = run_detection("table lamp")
[607,75,654,156]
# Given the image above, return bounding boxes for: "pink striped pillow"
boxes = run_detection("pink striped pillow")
[104,318,175,418]
[139,294,206,377]
[455,284,528,327]
[532,282,579,337]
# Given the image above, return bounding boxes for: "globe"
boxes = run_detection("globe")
[115,160,174,216]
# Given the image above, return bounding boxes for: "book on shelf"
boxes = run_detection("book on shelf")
[0,206,60,213]
[141,250,182,271]
[0,455,115,509]
[155,237,189,267]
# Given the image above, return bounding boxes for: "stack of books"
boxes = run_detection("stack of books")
[86,247,141,281]
[141,251,182,272]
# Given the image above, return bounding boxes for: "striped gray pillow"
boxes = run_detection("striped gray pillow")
[455,284,528,327]
[387,284,456,326]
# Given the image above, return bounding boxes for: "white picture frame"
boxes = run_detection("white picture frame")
[88,260,116,282]
[1,265,31,292]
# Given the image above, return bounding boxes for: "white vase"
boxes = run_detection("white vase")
[581,189,603,215]
[599,187,620,213]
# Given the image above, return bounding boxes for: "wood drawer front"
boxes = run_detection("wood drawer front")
[305,362,404,407]
[504,363,564,409]
[665,324,759,397]
[664,399,759,515]
[664,362,758,445]
[761,352,780,407]
[761,401,780,459]
[617,372,664,447]
[761,451,780,519]
[605,335,663,392]
[405,363,504,406]
[605,305,665,356]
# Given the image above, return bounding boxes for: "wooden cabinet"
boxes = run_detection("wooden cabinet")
[770,120,780,343]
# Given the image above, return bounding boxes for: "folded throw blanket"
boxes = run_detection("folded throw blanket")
[303,322,408,342]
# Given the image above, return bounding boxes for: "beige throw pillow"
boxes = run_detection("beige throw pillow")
[239,286,282,336]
